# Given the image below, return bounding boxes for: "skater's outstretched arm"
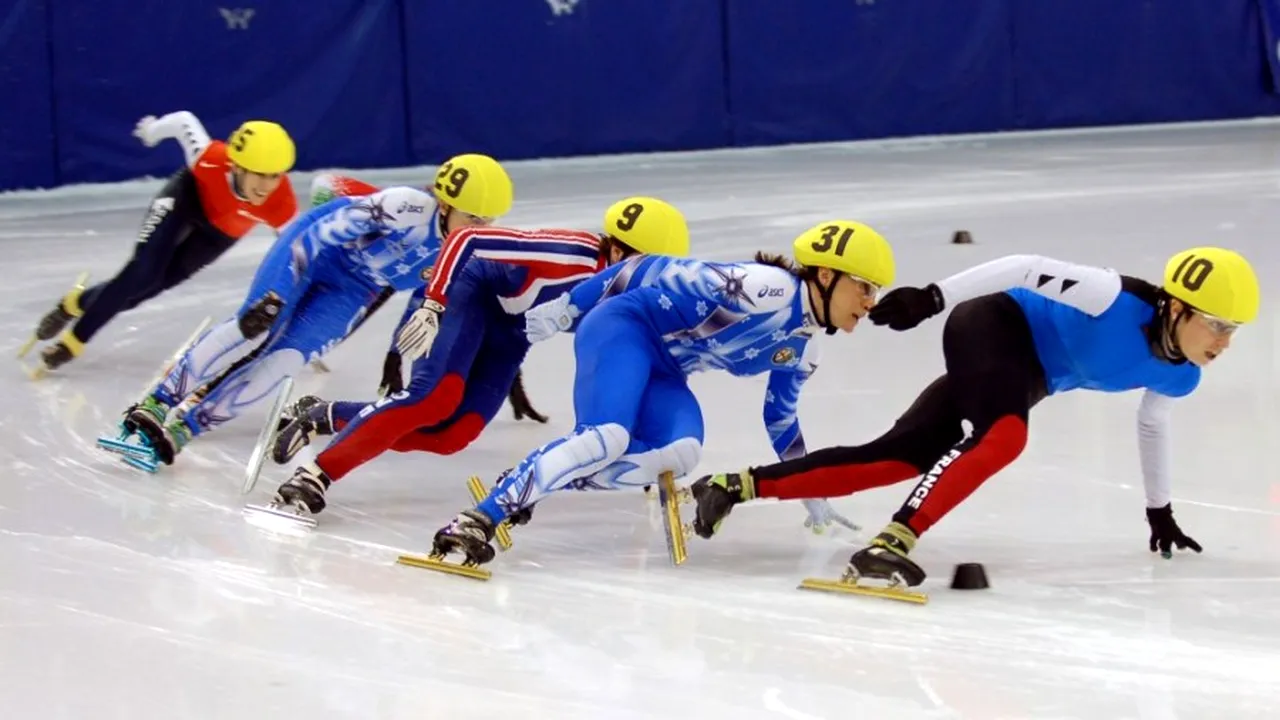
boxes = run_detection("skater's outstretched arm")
[425,226,601,308]
[308,187,437,249]
[1136,389,1179,508]
[871,254,1126,331]
[935,255,1122,316]
[133,111,211,166]
[763,343,820,462]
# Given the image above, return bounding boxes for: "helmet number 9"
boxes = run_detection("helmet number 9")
[434,162,470,199]
[1171,254,1214,292]
[232,127,254,153]
[812,224,854,255]
[615,202,645,231]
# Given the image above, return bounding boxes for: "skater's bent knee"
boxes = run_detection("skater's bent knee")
[974,415,1028,466]
[667,437,703,477]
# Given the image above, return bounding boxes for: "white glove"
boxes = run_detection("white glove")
[133,115,159,146]
[525,294,580,344]
[396,299,445,362]
[800,498,859,534]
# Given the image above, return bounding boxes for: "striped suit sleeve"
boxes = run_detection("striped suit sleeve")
[426,227,600,306]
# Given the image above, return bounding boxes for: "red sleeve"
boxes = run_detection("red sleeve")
[263,176,299,229]
[330,176,381,197]
[194,140,228,168]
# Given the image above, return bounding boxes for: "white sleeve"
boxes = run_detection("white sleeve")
[735,264,801,315]
[935,254,1121,317]
[137,111,211,167]
[1137,389,1177,508]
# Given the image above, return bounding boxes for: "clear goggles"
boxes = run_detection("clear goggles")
[1193,310,1241,336]
[845,273,882,299]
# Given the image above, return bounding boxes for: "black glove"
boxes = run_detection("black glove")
[378,351,403,397]
[868,283,945,331]
[1146,503,1202,558]
[508,370,548,423]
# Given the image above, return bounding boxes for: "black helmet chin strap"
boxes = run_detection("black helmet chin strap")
[811,273,842,335]
[1151,295,1190,363]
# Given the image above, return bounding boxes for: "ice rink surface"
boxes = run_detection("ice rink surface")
[3,122,1280,719]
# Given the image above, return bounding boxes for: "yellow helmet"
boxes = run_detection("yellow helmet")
[432,153,513,219]
[604,196,690,257]
[792,220,895,288]
[227,121,295,174]
[1162,247,1260,324]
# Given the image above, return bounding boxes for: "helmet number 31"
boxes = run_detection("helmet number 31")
[812,224,855,256]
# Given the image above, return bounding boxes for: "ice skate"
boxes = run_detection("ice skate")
[32,339,78,377]
[123,399,190,468]
[96,396,174,473]
[19,271,88,358]
[271,396,332,463]
[466,474,518,551]
[690,470,753,539]
[275,394,323,433]
[397,509,497,581]
[799,522,929,604]
[243,464,330,530]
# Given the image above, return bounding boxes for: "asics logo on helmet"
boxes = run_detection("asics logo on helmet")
[757,286,785,299]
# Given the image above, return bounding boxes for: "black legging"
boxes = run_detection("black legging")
[752,293,1049,535]
[72,170,237,344]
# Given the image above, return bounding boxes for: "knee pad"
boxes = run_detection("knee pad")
[238,291,284,339]
[542,423,630,474]
[665,437,703,477]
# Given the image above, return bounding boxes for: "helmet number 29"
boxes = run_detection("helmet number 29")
[812,224,854,255]
[615,202,645,231]
[434,162,470,199]
[1171,254,1214,292]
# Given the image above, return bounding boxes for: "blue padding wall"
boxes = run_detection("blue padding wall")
[45,0,407,186]
[0,0,57,191]
[402,0,729,165]
[724,1,1018,146]
[4,0,1280,191]
[1012,0,1280,129]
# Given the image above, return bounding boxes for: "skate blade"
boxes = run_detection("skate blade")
[119,455,159,474]
[241,377,293,494]
[656,471,689,566]
[96,436,156,461]
[25,361,48,380]
[16,335,37,359]
[396,553,491,581]
[243,503,318,531]
[466,475,512,551]
[797,577,929,604]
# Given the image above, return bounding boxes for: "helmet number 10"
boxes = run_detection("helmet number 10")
[812,224,854,256]
[1171,254,1214,292]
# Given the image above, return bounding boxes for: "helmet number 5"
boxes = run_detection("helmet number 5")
[812,224,854,255]
[1171,254,1213,292]
[232,127,254,153]
[434,162,470,199]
